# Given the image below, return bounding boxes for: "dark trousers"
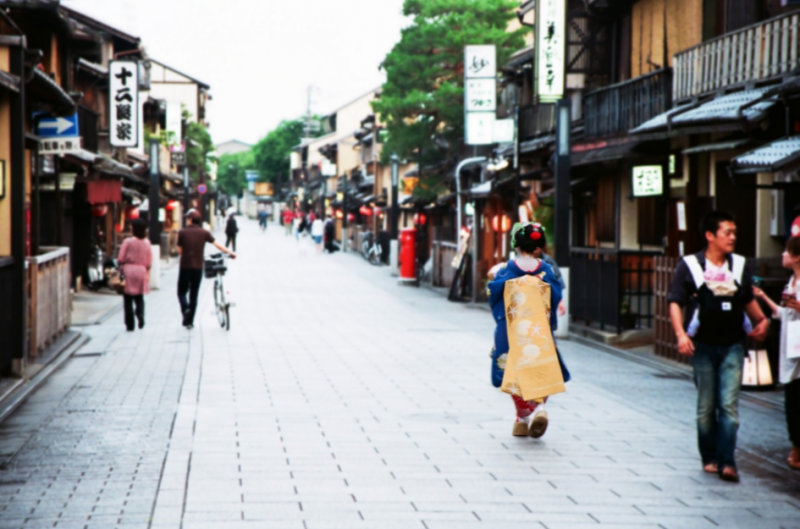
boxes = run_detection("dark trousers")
[226,234,236,252]
[177,268,203,325]
[787,379,800,447]
[123,295,144,331]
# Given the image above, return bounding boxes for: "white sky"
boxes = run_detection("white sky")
[62,0,409,147]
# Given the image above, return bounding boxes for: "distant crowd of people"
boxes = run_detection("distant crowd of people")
[281,207,338,254]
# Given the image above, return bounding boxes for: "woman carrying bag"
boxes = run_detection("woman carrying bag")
[118,220,152,331]
[754,236,800,470]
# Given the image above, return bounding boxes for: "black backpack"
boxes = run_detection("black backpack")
[684,254,747,341]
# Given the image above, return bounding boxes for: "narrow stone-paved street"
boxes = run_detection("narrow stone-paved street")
[1,220,799,529]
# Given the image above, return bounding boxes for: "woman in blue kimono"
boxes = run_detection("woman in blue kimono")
[489,222,571,438]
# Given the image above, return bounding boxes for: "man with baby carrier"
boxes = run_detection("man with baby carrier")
[668,210,770,483]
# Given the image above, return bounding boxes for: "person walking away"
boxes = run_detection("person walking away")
[311,214,324,253]
[225,212,239,252]
[324,217,338,253]
[668,210,769,483]
[488,223,570,439]
[118,219,152,331]
[258,203,268,232]
[752,236,800,471]
[177,210,236,329]
[283,208,293,236]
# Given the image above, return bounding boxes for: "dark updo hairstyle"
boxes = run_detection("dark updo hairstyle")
[131,219,147,240]
[513,223,547,255]
[786,236,800,257]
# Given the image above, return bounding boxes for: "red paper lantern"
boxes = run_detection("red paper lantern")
[166,200,179,211]
[127,207,140,220]
[91,204,108,217]
[335,209,344,219]
[414,213,427,225]
[359,205,372,216]
[347,213,355,223]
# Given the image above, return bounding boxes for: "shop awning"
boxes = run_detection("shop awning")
[729,137,800,174]
[632,87,777,134]
[87,179,122,204]
[468,181,493,199]
[27,68,75,115]
[572,141,643,166]
[97,153,135,178]
[519,135,554,154]
[682,139,753,155]
[0,69,19,93]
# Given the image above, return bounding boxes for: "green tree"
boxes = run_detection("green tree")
[252,119,306,183]
[185,120,214,180]
[217,150,255,196]
[373,0,527,199]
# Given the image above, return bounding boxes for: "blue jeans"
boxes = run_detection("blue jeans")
[691,341,745,470]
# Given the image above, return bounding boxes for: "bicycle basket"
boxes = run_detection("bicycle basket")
[204,258,226,278]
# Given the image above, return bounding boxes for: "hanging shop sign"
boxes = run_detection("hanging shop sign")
[171,151,186,166]
[632,165,664,197]
[245,170,259,182]
[254,182,273,196]
[40,137,82,155]
[165,101,183,151]
[109,60,139,148]
[536,0,566,103]
[464,45,497,146]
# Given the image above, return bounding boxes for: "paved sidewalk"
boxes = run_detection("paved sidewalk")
[0,220,798,529]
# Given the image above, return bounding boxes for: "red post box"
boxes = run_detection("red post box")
[399,227,417,281]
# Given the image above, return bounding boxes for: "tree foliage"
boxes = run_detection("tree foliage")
[185,120,214,180]
[252,119,306,184]
[216,150,254,196]
[373,0,527,199]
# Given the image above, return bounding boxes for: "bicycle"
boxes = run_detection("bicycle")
[361,231,383,266]
[204,253,231,331]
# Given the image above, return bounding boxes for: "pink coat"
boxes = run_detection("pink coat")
[118,237,152,296]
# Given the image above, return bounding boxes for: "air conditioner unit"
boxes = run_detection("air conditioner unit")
[771,189,785,236]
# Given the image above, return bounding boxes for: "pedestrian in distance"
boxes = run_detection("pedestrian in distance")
[311,214,324,253]
[668,210,770,483]
[323,216,338,253]
[118,219,152,332]
[177,210,236,329]
[752,236,800,471]
[488,223,570,439]
[257,203,268,232]
[225,211,239,252]
[283,208,294,236]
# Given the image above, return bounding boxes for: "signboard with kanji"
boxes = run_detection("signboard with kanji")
[254,182,274,196]
[464,45,498,146]
[109,61,139,148]
[465,79,496,112]
[536,0,566,102]
[40,137,82,155]
[632,165,664,197]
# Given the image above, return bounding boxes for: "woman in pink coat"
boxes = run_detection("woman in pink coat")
[118,220,152,331]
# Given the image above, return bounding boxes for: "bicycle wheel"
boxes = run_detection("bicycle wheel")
[369,247,381,266]
[215,281,227,328]
[224,304,231,331]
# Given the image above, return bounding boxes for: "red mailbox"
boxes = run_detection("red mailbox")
[399,227,417,280]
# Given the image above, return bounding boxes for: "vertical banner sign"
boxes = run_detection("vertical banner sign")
[165,101,183,151]
[464,45,497,146]
[536,0,566,103]
[109,61,139,148]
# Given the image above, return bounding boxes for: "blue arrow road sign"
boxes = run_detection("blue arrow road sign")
[35,113,79,138]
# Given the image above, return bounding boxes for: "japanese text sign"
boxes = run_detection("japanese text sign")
[464,45,497,146]
[40,137,82,155]
[465,79,497,112]
[632,165,664,197]
[465,45,497,79]
[537,0,566,102]
[109,61,139,148]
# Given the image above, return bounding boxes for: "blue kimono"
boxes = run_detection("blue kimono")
[488,260,571,388]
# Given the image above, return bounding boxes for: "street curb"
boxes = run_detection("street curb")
[570,332,785,412]
[0,332,89,424]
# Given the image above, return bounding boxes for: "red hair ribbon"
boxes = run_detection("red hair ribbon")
[530,231,542,240]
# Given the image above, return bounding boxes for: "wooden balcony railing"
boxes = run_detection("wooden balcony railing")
[519,103,555,141]
[673,11,800,102]
[583,69,672,138]
[27,247,71,357]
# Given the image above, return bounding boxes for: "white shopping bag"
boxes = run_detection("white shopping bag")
[742,349,773,387]
[787,320,800,360]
